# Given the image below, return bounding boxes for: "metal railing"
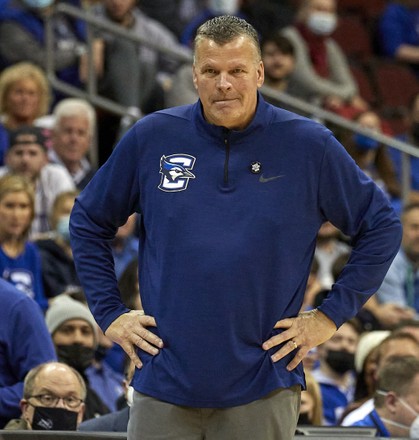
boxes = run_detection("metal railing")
[45,3,419,203]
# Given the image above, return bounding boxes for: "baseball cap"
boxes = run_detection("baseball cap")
[8,125,48,151]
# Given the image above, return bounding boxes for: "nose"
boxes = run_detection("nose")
[216,73,232,91]
[55,397,67,409]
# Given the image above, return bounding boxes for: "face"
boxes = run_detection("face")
[193,36,264,130]
[52,319,95,349]
[5,144,47,181]
[391,374,419,434]
[53,116,91,166]
[21,364,85,429]
[357,111,381,132]
[104,0,135,22]
[402,208,419,261]
[0,191,32,238]
[262,42,295,82]
[305,0,336,15]
[319,322,359,357]
[5,78,41,122]
[300,390,315,420]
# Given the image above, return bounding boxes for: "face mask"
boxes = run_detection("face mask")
[353,133,379,150]
[411,122,419,144]
[94,344,109,362]
[208,0,239,15]
[298,411,312,425]
[307,11,337,36]
[325,349,355,374]
[55,344,95,373]
[56,215,71,243]
[377,390,419,438]
[31,406,78,431]
[22,0,54,8]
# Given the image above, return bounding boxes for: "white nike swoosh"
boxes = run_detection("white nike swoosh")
[259,174,285,183]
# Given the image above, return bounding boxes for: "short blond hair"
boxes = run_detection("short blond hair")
[0,62,51,117]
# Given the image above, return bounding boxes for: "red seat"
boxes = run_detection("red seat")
[333,15,373,62]
[349,63,377,107]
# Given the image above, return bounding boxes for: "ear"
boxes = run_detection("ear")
[192,65,198,91]
[385,392,398,413]
[257,60,264,88]
[77,403,85,426]
[20,399,32,426]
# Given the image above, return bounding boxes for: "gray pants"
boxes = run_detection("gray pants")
[127,385,301,440]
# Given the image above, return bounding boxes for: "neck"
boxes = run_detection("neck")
[1,236,25,257]
[4,115,35,129]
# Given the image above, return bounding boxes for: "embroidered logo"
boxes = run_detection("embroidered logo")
[158,154,196,192]
[259,174,285,183]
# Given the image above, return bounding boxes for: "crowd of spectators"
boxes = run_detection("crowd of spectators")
[0,0,419,436]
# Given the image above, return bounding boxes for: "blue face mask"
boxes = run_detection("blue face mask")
[56,215,70,243]
[353,133,379,151]
[22,0,54,9]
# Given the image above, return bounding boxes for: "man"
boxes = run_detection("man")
[351,356,419,437]
[312,319,361,425]
[45,294,114,420]
[375,202,419,317]
[0,278,56,428]
[0,125,75,234]
[341,331,419,426]
[70,15,402,439]
[49,98,97,190]
[5,362,86,430]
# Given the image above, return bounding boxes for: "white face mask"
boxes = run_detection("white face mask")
[306,11,337,36]
[22,0,54,8]
[208,0,239,15]
[378,391,419,438]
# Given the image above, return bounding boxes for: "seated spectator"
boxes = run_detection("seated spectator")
[89,0,191,117]
[45,294,114,419]
[78,360,134,432]
[49,98,97,190]
[281,0,369,118]
[0,0,103,100]
[112,213,139,280]
[0,173,48,310]
[180,0,247,48]
[350,356,419,438]
[341,331,419,426]
[36,190,80,298]
[0,125,75,234]
[314,221,350,290]
[4,362,86,431]
[0,62,51,165]
[0,277,55,429]
[378,0,419,77]
[343,110,401,204]
[312,318,362,425]
[375,202,419,318]
[388,91,419,198]
[298,370,323,426]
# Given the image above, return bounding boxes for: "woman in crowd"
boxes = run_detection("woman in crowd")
[0,62,51,165]
[0,174,47,310]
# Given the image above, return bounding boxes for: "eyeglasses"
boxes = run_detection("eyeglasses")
[29,394,84,409]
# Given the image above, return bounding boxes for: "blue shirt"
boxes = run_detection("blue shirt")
[0,242,48,311]
[351,409,391,437]
[70,95,402,408]
[0,278,56,427]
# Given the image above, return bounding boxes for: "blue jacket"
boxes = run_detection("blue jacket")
[0,278,56,427]
[70,95,402,408]
[351,409,390,437]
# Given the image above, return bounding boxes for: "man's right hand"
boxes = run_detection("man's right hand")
[105,310,163,369]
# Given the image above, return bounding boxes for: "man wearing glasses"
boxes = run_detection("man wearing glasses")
[5,362,86,431]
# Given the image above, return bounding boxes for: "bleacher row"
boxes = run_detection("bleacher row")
[331,0,419,135]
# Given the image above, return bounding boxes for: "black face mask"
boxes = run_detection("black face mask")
[325,349,355,374]
[55,344,95,373]
[94,344,109,362]
[412,122,419,144]
[32,406,78,431]
[297,411,312,426]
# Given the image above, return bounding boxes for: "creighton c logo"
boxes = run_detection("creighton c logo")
[158,154,196,192]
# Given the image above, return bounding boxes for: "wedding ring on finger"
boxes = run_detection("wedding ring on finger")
[290,340,298,350]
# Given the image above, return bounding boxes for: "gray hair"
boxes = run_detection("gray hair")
[194,15,261,61]
[53,98,96,136]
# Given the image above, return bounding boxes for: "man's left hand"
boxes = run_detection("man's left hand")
[262,309,336,371]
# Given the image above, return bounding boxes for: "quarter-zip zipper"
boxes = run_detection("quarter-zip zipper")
[223,130,231,185]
